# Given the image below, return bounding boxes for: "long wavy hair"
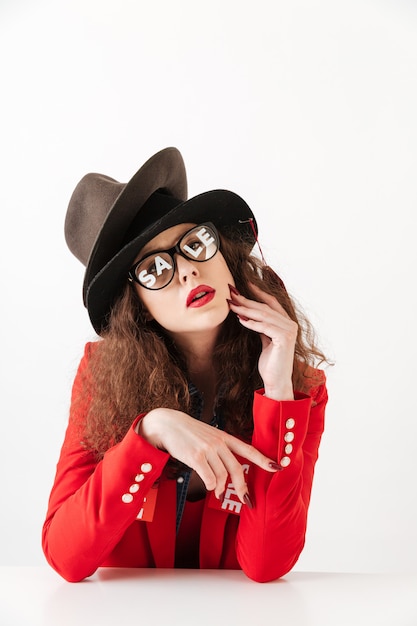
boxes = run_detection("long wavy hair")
[76,228,327,458]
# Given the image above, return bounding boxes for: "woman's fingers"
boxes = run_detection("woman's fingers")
[186,432,277,503]
[219,436,283,504]
[228,286,296,336]
[204,451,231,498]
[229,298,297,348]
[141,408,281,506]
[226,435,280,474]
[230,282,290,317]
[228,284,297,401]
[229,297,295,330]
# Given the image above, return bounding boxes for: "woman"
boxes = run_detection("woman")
[42,147,328,583]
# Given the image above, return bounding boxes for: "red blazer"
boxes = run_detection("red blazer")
[42,343,327,583]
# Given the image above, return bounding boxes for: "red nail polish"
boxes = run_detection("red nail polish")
[238,315,250,322]
[228,284,240,296]
[243,493,253,509]
[269,462,283,471]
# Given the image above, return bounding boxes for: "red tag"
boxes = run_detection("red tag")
[136,484,159,522]
[208,461,251,516]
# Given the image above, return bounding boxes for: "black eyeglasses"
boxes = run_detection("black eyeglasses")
[128,223,220,290]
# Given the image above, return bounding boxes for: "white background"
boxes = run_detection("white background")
[1,0,416,573]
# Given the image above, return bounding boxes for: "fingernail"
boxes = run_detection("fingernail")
[238,314,249,322]
[243,493,253,509]
[269,462,283,471]
[228,284,240,296]
[218,491,225,502]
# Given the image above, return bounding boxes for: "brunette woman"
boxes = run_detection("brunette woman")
[42,147,328,583]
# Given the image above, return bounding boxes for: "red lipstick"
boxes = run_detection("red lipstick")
[186,285,215,308]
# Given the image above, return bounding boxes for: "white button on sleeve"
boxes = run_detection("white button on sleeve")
[284,432,295,443]
[284,443,293,455]
[129,484,140,494]
[280,456,291,467]
[285,418,295,429]
[122,493,134,504]
[141,462,153,473]
[135,474,145,483]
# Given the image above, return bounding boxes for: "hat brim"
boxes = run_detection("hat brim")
[83,147,187,303]
[86,189,257,334]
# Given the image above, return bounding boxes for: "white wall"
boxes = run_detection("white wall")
[1,0,416,573]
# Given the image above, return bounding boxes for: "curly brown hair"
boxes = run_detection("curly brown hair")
[76,229,327,458]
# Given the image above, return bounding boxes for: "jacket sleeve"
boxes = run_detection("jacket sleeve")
[235,370,328,582]
[42,343,170,582]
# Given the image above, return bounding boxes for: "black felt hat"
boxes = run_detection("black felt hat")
[65,147,256,334]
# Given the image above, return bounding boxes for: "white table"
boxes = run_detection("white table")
[1,567,416,626]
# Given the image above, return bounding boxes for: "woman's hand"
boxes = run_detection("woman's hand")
[228,283,297,401]
[136,408,281,504]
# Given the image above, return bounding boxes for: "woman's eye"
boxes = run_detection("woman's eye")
[182,234,206,259]
[142,259,157,275]
[188,240,202,251]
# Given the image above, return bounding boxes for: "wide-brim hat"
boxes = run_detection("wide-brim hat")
[65,147,257,335]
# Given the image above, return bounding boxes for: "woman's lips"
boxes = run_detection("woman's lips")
[186,285,215,308]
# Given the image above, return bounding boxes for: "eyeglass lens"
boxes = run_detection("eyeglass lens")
[134,224,219,289]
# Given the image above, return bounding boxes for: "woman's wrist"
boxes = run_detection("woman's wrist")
[135,409,168,450]
[263,385,294,401]
[134,416,145,436]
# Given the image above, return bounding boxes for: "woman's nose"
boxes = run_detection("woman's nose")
[175,254,199,282]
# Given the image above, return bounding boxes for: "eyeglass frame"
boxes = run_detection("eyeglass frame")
[127,222,220,290]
